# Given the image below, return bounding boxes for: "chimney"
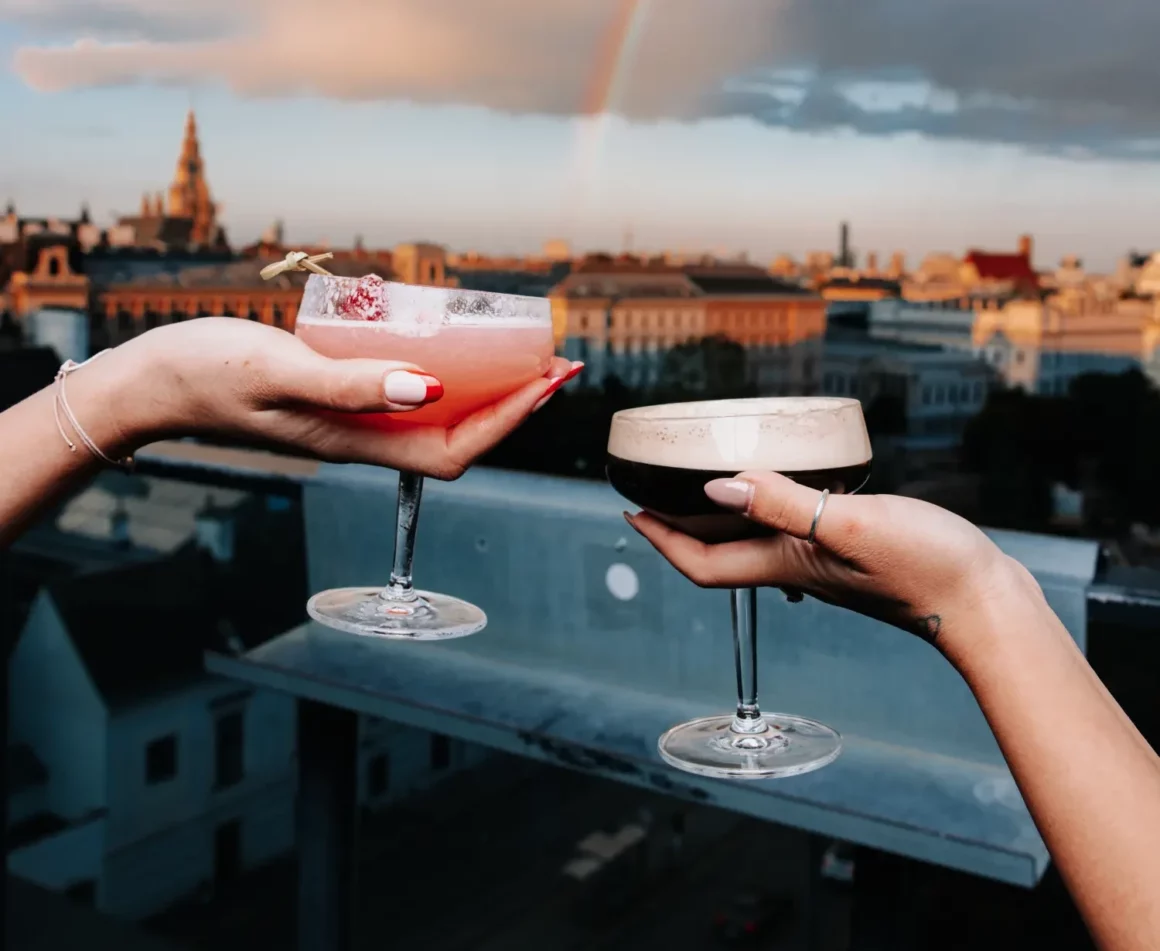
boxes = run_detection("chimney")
[890,251,906,276]
[1018,234,1033,263]
[140,193,151,217]
[865,251,879,274]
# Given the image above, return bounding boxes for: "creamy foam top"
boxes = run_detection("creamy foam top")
[607,397,872,471]
[298,274,552,332]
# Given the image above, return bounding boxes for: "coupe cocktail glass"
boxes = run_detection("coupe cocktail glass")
[296,274,555,639]
[607,397,872,779]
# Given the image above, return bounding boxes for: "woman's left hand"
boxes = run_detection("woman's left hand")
[93,317,577,479]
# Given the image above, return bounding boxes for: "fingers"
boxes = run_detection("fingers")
[535,360,584,412]
[704,470,853,546]
[625,511,809,589]
[444,361,583,473]
[276,349,444,414]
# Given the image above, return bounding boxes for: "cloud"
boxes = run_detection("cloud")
[6,0,1160,158]
[0,0,244,42]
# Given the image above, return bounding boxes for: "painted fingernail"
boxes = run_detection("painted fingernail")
[534,363,585,412]
[623,511,640,531]
[547,360,585,381]
[704,479,753,513]
[384,371,443,405]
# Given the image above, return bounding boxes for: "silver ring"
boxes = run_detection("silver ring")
[807,489,829,545]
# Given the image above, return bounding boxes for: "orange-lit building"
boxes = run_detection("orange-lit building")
[95,257,394,347]
[973,295,1157,396]
[550,259,825,393]
[4,241,90,320]
[905,236,1040,307]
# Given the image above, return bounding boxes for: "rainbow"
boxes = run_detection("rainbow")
[567,0,652,231]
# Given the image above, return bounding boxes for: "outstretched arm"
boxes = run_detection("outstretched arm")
[0,340,154,547]
[949,568,1160,951]
[630,472,1160,951]
[1,318,576,549]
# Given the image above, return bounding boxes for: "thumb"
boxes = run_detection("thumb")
[704,470,850,545]
[279,352,444,413]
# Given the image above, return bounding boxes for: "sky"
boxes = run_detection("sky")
[1,0,1158,271]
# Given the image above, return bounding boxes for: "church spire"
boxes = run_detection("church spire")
[168,108,217,244]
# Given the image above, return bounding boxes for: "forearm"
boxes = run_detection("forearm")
[945,570,1160,951]
[0,339,173,548]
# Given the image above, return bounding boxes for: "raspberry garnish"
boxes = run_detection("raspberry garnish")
[337,274,388,321]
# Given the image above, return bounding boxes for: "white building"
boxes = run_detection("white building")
[7,546,299,918]
[1133,251,1160,297]
[821,339,995,452]
[867,298,975,351]
[973,298,1150,396]
[6,474,489,921]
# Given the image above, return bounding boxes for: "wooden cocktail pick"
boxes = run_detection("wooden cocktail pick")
[260,250,335,280]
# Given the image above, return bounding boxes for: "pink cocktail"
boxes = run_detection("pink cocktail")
[294,274,556,640]
[296,321,553,428]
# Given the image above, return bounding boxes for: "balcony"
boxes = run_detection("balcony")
[78,440,1158,948]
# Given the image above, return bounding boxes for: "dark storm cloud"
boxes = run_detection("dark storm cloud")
[7,0,1160,158]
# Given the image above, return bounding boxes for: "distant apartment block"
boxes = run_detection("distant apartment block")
[550,256,825,394]
[974,296,1155,396]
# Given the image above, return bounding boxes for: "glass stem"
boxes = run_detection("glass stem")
[730,587,767,734]
[381,471,423,603]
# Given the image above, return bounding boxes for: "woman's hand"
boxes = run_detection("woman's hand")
[626,469,1038,657]
[99,318,579,480]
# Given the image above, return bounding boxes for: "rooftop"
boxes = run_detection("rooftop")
[47,543,241,707]
[107,255,394,291]
[964,250,1039,287]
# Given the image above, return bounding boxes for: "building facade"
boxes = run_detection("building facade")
[550,260,825,393]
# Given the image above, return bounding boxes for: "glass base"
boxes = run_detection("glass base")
[306,587,487,640]
[658,713,841,780]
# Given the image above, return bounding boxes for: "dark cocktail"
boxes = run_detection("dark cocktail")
[608,397,871,779]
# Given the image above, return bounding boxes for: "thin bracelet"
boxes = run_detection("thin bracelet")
[53,351,134,470]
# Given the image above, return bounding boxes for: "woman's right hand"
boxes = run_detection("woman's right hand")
[99,318,580,481]
[626,470,1042,656]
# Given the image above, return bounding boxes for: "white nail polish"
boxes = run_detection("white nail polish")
[384,371,428,405]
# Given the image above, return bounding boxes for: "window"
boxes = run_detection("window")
[922,386,932,406]
[430,733,451,771]
[367,753,390,797]
[145,734,177,785]
[214,711,244,789]
[973,381,984,402]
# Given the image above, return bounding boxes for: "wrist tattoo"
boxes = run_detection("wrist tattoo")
[915,614,942,645]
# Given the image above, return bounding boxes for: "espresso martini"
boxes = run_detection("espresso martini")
[607,396,873,780]
[607,397,872,544]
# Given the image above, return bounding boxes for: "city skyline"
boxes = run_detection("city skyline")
[3,0,1160,269]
